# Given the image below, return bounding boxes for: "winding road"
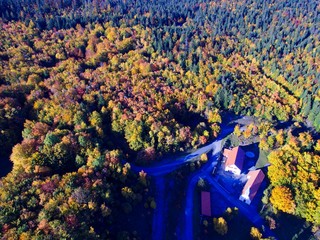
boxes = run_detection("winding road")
[127,123,276,240]
[181,142,225,240]
[129,138,224,177]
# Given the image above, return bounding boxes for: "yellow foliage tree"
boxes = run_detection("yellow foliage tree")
[250,227,262,239]
[259,138,269,151]
[10,141,35,173]
[243,127,252,139]
[233,124,241,137]
[315,140,320,152]
[270,186,296,214]
[200,153,208,162]
[207,110,222,123]
[213,217,228,235]
[275,130,284,146]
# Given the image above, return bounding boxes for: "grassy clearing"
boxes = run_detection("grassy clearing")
[221,133,240,148]
[255,149,270,169]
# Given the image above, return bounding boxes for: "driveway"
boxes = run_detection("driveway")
[126,123,276,240]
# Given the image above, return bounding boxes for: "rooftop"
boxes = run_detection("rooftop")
[223,146,245,170]
[201,191,211,216]
[241,169,265,201]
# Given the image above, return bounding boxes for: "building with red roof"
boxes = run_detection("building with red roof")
[239,169,265,204]
[201,191,211,216]
[223,146,245,175]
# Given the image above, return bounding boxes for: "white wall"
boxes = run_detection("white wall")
[225,165,241,175]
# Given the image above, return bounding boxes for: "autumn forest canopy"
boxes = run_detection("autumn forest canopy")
[0,0,319,238]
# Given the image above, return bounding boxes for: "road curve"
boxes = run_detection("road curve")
[181,150,221,240]
[127,125,233,240]
[126,124,276,240]
[127,125,232,176]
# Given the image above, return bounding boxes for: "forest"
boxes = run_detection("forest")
[0,0,319,238]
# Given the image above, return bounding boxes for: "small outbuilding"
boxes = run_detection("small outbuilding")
[239,169,265,205]
[223,146,245,175]
[201,191,211,216]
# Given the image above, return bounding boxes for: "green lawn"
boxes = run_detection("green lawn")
[255,149,270,169]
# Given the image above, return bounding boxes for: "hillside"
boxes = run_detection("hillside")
[0,0,319,238]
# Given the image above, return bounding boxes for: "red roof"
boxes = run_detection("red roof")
[241,169,265,201]
[223,146,245,170]
[201,191,211,216]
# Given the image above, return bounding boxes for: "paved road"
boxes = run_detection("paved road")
[128,124,231,176]
[180,145,276,240]
[127,123,276,240]
[204,177,276,239]
[128,139,223,177]
[136,138,225,240]
[177,129,228,240]
[152,176,166,240]
[181,150,222,240]
[127,126,231,240]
